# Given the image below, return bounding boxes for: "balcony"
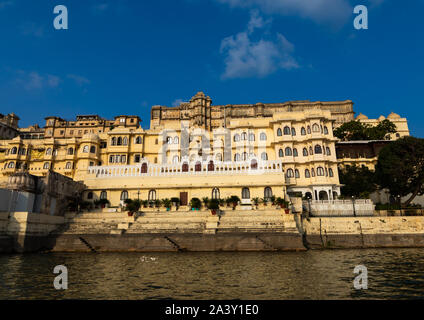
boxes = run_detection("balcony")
[88,159,287,179]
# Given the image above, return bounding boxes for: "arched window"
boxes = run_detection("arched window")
[111,137,117,146]
[182,162,189,172]
[234,153,240,162]
[311,168,316,177]
[241,132,247,141]
[87,192,93,200]
[117,137,122,146]
[215,153,222,161]
[329,168,334,177]
[249,133,255,141]
[134,155,141,163]
[242,187,250,199]
[121,155,127,164]
[120,190,129,200]
[242,152,248,161]
[309,147,313,155]
[285,147,292,156]
[264,187,273,200]
[307,126,311,134]
[234,134,240,142]
[109,155,115,163]
[301,127,306,135]
[326,147,331,155]
[43,162,50,169]
[317,167,325,176]
[283,126,291,135]
[174,136,179,144]
[135,136,142,144]
[148,190,156,201]
[141,163,148,173]
[65,162,72,169]
[305,169,311,178]
[212,188,220,200]
[90,146,96,153]
[291,128,296,136]
[324,126,329,135]
[277,128,282,136]
[172,156,179,164]
[286,169,294,178]
[46,148,52,155]
[8,162,15,168]
[68,148,74,155]
[261,152,268,161]
[279,149,284,157]
[11,147,17,155]
[295,169,300,178]
[293,148,298,157]
[208,160,215,171]
[123,137,128,146]
[312,124,320,132]
[303,148,308,156]
[260,133,267,141]
[167,136,172,144]
[100,191,107,200]
[314,145,322,154]
[195,162,202,172]
[82,146,89,153]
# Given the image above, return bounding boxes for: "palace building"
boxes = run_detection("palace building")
[0,92,410,207]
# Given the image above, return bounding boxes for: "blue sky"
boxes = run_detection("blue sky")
[0,0,423,136]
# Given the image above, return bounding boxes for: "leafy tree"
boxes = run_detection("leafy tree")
[339,165,377,198]
[375,136,424,206]
[334,120,397,141]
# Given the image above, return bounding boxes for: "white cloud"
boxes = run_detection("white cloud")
[67,74,91,86]
[14,71,61,90]
[172,99,186,107]
[0,1,13,10]
[20,22,44,38]
[92,3,110,13]
[216,0,352,26]
[220,11,299,79]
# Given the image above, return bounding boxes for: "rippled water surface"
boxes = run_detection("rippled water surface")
[0,249,423,299]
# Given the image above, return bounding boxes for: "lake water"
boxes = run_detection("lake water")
[0,249,423,300]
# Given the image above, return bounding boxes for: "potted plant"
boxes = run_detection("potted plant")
[225,197,232,208]
[98,199,110,209]
[270,195,276,206]
[163,198,172,211]
[190,198,202,211]
[218,198,225,208]
[171,197,180,210]
[124,199,141,217]
[202,197,209,209]
[262,198,268,206]
[252,197,260,209]
[229,195,240,210]
[208,198,220,215]
[154,199,161,209]
[142,200,148,208]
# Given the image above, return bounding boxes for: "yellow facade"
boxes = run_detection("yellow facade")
[0,93,410,205]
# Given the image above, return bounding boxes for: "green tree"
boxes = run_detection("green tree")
[339,165,377,198]
[334,120,397,141]
[375,136,424,206]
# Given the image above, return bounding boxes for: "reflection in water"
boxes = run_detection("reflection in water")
[0,249,423,300]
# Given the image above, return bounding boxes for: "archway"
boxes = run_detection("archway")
[319,191,329,200]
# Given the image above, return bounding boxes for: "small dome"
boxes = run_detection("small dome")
[387,112,401,119]
[378,115,386,121]
[356,113,368,120]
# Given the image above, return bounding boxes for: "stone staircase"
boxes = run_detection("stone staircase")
[55,209,299,236]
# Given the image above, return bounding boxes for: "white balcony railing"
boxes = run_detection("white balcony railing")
[87,159,286,179]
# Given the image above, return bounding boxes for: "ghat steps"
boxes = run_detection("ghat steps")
[56,210,297,235]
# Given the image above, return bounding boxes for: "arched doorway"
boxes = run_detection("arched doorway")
[319,191,329,200]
